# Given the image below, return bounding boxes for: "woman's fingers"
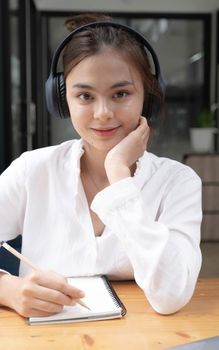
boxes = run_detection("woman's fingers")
[23,282,75,306]
[24,296,64,315]
[28,270,85,301]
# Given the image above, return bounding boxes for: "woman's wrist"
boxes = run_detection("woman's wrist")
[105,162,131,184]
[0,273,17,309]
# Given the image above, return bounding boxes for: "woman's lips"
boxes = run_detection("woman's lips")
[91,126,120,137]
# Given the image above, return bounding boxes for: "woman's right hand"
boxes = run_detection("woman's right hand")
[0,271,85,317]
[105,116,150,184]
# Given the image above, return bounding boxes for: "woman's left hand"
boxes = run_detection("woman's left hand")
[105,117,150,184]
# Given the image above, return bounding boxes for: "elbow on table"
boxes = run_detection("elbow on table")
[146,286,195,315]
[151,301,186,315]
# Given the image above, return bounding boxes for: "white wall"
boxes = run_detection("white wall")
[34,0,219,13]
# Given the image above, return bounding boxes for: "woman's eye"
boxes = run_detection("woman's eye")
[78,93,92,101]
[114,91,129,99]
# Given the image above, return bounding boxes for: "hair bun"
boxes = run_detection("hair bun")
[65,13,112,32]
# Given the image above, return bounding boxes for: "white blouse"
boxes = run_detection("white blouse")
[0,139,202,314]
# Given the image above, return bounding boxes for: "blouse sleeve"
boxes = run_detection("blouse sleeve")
[91,168,202,315]
[0,155,27,242]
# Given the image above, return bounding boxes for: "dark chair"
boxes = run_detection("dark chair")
[0,235,22,275]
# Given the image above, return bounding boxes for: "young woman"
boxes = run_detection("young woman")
[0,14,202,317]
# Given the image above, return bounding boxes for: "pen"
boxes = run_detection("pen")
[0,241,90,311]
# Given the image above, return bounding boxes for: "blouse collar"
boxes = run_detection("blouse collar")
[70,139,154,193]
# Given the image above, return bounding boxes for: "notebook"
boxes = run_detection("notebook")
[28,275,126,325]
[166,336,219,350]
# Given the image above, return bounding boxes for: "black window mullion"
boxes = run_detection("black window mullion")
[0,1,12,172]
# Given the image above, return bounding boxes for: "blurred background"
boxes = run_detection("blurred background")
[0,0,219,276]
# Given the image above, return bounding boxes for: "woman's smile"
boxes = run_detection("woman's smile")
[91,126,121,138]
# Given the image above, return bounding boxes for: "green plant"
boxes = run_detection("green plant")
[196,109,215,128]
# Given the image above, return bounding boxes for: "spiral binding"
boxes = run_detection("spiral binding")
[102,275,127,317]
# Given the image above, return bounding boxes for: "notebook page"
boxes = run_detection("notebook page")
[68,276,121,314]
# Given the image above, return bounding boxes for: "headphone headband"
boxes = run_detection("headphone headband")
[50,21,162,80]
[46,20,165,124]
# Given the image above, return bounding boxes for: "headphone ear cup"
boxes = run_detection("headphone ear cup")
[56,73,70,119]
[143,93,161,128]
[45,72,70,119]
[143,76,164,128]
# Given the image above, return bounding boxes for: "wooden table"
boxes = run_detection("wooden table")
[0,278,218,350]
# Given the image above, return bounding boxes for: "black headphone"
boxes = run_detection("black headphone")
[45,21,165,127]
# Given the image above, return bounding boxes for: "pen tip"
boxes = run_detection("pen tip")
[0,241,4,247]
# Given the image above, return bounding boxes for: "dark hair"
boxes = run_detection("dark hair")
[63,13,162,107]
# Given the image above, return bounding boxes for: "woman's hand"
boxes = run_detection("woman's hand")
[0,271,85,317]
[105,117,150,184]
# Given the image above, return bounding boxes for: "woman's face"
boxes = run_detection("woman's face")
[66,48,144,154]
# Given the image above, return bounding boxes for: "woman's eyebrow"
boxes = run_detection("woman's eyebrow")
[71,80,134,90]
[110,81,134,89]
[72,83,95,90]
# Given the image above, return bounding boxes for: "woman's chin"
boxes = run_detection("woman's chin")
[84,138,122,154]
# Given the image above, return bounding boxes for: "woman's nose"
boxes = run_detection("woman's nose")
[93,100,114,120]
